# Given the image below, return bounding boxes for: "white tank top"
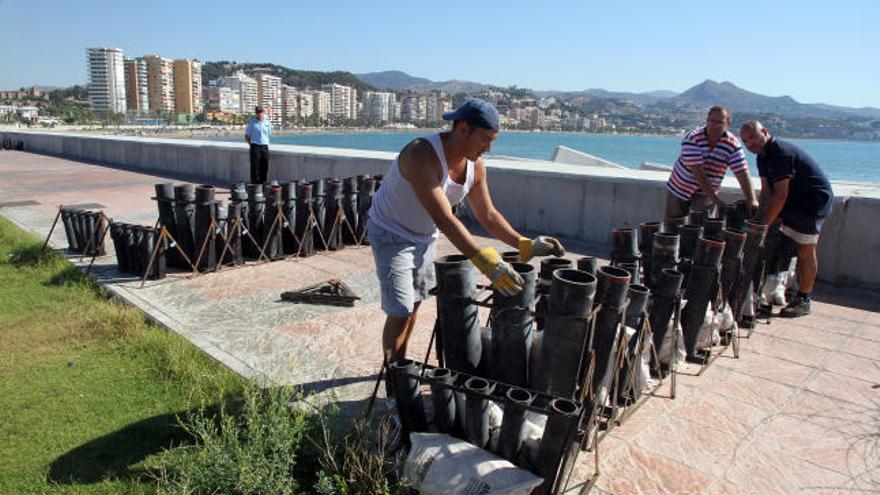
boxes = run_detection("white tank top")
[369,133,475,244]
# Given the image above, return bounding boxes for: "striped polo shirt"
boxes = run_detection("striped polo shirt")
[666,127,748,201]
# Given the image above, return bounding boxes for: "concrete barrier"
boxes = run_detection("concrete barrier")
[2,129,879,290]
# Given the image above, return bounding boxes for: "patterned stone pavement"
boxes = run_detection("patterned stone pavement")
[1,150,878,494]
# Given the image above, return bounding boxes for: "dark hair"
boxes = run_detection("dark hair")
[708,106,731,121]
[452,119,482,135]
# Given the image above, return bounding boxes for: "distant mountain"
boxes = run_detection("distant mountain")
[536,88,678,105]
[642,90,679,99]
[354,70,491,93]
[202,61,376,93]
[668,80,880,120]
[354,71,433,91]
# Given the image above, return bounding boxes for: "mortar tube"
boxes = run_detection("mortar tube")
[534,398,581,494]
[280,181,298,255]
[230,182,248,203]
[233,184,250,260]
[426,368,456,434]
[153,227,167,279]
[266,185,284,259]
[295,182,315,256]
[702,216,725,241]
[661,215,685,235]
[650,232,680,289]
[226,202,244,265]
[638,221,660,282]
[95,212,107,256]
[491,262,536,388]
[681,264,718,359]
[82,212,95,256]
[310,179,326,248]
[174,185,196,263]
[497,387,533,462]
[194,185,216,270]
[131,225,146,273]
[536,257,574,331]
[687,209,705,226]
[532,269,596,398]
[388,359,427,435]
[679,224,703,260]
[576,256,598,277]
[464,377,494,449]
[109,223,126,272]
[619,261,641,286]
[617,284,651,402]
[142,226,163,279]
[610,228,639,265]
[720,229,747,303]
[72,211,87,253]
[435,254,480,375]
[323,179,343,250]
[245,183,267,258]
[84,212,99,256]
[693,236,726,269]
[649,268,684,373]
[136,226,156,280]
[214,201,227,264]
[589,266,631,402]
[60,207,79,252]
[342,176,359,245]
[732,220,768,321]
[155,183,181,267]
[124,224,138,273]
[501,250,520,263]
[730,200,749,232]
[356,177,376,244]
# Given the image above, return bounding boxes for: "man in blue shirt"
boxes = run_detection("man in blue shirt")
[245,106,272,183]
[740,120,834,317]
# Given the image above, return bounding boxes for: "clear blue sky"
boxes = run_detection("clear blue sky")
[1,0,878,108]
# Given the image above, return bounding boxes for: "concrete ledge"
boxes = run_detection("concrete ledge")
[3,129,879,290]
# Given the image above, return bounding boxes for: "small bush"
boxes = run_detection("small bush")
[312,412,408,495]
[149,385,314,495]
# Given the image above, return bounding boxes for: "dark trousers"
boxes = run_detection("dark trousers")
[249,144,269,184]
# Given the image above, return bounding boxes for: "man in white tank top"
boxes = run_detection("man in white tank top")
[367,99,565,365]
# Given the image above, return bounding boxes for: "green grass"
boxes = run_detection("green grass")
[0,215,246,494]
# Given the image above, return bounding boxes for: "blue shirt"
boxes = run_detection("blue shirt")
[757,138,833,218]
[246,118,272,145]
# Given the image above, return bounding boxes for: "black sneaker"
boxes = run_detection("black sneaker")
[756,304,773,319]
[780,296,811,318]
[738,315,756,329]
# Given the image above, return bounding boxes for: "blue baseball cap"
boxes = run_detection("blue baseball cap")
[442,98,500,131]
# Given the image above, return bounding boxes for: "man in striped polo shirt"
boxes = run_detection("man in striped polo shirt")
[665,106,758,220]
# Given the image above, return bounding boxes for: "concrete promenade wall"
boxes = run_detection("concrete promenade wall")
[3,130,879,290]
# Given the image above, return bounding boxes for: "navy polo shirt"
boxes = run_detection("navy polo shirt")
[757,138,833,218]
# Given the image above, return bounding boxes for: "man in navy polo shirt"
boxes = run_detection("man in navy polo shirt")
[740,121,834,317]
[245,106,272,183]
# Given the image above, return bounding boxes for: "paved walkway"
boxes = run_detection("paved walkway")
[1,150,878,494]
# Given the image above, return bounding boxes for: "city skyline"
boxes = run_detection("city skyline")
[1,0,878,108]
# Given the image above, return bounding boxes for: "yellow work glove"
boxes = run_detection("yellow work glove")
[518,236,565,262]
[470,247,524,296]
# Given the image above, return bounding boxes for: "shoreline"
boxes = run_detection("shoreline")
[2,123,876,144]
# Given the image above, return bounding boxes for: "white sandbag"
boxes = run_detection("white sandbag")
[696,307,721,349]
[404,432,543,495]
[742,289,755,318]
[657,318,686,366]
[520,412,546,466]
[761,272,788,306]
[636,332,654,392]
[487,401,504,452]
